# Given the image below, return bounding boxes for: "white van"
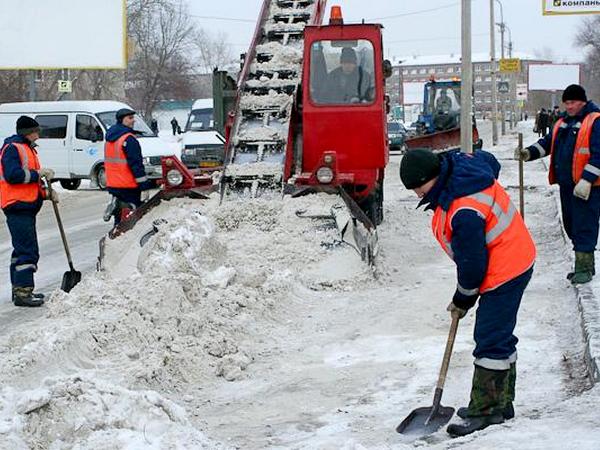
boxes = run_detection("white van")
[181,99,226,169]
[0,101,181,190]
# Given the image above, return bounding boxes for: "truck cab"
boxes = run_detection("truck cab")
[293,14,389,224]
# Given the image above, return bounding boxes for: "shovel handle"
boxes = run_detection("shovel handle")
[435,315,460,391]
[46,181,75,269]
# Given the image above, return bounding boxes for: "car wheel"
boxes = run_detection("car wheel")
[59,179,81,190]
[96,165,107,190]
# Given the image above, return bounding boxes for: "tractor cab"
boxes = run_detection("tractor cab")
[419,79,461,134]
[295,7,389,215]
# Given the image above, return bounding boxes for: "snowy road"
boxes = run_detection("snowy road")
[0,121,599,448]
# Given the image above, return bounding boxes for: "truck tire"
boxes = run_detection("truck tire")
[361,183,384,226]
[59,179,81,190]
[96,165,107,191]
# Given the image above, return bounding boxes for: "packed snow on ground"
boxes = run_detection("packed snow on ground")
[0,121,599,449]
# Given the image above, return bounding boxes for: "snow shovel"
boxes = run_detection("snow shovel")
[396,315,459,436]
[46,181,81,292]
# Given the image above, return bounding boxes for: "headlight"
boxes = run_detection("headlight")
[166,169,183,186]
[143,157,150,165]
[316,167,334,184]
[183,149,195,156]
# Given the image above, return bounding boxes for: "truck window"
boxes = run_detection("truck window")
[76,114,104,141]
[186,108,214,132]
[35,115,68,139]
[310,39,376,105]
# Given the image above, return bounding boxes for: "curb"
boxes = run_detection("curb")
[543,158,600,384]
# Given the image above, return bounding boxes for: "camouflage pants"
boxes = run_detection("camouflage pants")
[467,363,516,417]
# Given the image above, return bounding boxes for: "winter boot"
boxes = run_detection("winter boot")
[12,287,44,307]
[447,366,509,437]
[457,362,516,420]
[567,252,595,280]
[570,252,594,285]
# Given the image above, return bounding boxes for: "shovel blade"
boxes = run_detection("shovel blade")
[61,270,82,293]
[396,405,455,436]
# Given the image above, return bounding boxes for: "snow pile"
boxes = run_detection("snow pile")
[239,91,293,111]
[0,377,221,450]
[255,41,304,67]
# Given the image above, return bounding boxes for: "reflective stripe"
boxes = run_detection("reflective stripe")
[573,122,582,129]
[11,258,18,263]
[104,158,128,164]
[578,147,590,155]
[466,192,518,244]
[457,284,479,296]
[135,176,148,183]
[584,164,600,176]
[23,169,31,184]
[15,263,37,272]
[559,122,568,129]
[532,142,547,157]
[0,175,4,181]
[474,351,517,370]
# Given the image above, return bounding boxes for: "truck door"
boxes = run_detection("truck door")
[72,113,104,177]
[34,114,70,178]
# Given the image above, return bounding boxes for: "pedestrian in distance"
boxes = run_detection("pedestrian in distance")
[0,116,59,307]
[104,109,153,226]
[171,117,179,136]
[150,118,159,135]
[517,84,600,284]
[400,148,536,437]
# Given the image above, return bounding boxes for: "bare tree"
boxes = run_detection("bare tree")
[125,0,196,119]
[194,29,236,74]
[576,16,600,101]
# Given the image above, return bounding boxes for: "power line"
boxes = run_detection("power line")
[386,33,487,44]
[367,1,460,21]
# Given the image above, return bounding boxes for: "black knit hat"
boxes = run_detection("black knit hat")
[400,149,441,189]
[16,116,40,136]
[116,108,136,123]
[562,84,587,103]
[340,47,357,63]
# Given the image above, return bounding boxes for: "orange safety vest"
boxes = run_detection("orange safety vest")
[432,181,536,293]
[549,112,600,186]
[0,143,45,209]
[104,133,139,189]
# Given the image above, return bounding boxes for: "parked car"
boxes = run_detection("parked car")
[0,101,181,189]
[181,99,226,170]
[387,121,407,152]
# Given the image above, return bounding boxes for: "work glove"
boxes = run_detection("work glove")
[38,168,55,180]
[574,179,592,201]
[46,189,59,204]
[447,302,467,320]
[513,147,530,162]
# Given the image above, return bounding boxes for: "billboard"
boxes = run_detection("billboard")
[0,0,126,70]
[528,64,581,91]
[543,0,600,15]
[402,82,425,105]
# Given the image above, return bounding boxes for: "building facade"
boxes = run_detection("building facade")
[387,53,551,117]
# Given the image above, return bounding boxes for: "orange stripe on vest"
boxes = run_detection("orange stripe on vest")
[104,133,138,189]
[432,181,536,293]
[549,112,600,186]
[0,143,44,209]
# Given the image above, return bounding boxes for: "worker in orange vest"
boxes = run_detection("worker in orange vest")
[0,116,58,307]
[104,108,152,225]
[518,84,600,284]
[400,148,536,437]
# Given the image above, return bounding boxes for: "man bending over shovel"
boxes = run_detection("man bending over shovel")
[400,149,536,436]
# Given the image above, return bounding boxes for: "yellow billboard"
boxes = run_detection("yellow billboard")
[543,0,600,16]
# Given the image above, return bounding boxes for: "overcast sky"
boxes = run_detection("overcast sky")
[189,0,585,62]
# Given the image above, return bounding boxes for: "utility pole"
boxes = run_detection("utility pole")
[498,21,506,136]
[461,0,473,154]
[490,0,498,146]
[28,70,36,102]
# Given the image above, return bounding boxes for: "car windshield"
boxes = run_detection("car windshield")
[96,112,154,137]
[186,108,214,132]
